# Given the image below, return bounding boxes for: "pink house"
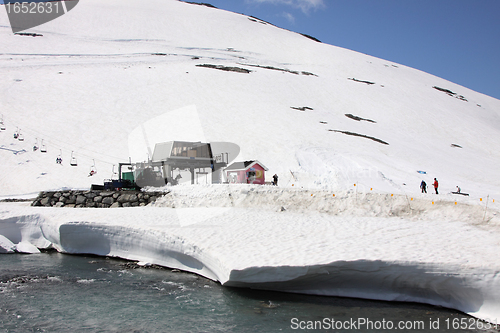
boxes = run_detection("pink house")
[226,160,268,185]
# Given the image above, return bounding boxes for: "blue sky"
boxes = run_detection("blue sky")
[203,0,500,100]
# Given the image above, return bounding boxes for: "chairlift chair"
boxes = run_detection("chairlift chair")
[56,149,63,165]
[17,130,24,141]
[33,138,39,151]
[89,159,97,177]
[13,127,19,139]
[0,122,5,131]
[70,151,77,166]
[40,139,47,153]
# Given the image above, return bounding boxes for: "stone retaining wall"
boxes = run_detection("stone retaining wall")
[31,190,168,208]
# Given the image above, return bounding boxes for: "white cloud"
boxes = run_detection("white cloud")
[246,0,325,14]
[281,12,295,24]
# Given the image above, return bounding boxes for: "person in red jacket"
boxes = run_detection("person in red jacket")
[433,178,439,194]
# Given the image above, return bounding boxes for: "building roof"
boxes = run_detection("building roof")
[152,141,212,162]
[226,160,268,171]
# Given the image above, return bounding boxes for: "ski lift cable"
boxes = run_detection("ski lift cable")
[5,118,134,171]
[11,126,114,166]
[3,115,119,162]
[6,121,125,163]
[12,129,121,166]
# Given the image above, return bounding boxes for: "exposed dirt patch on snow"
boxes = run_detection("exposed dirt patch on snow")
[291,106,313,111]
[433,86,468,102]
[196,64,251,73]
[329,130,389,145]
[348,78,375,85]
[345,113,377,123]
[240,63,317,76]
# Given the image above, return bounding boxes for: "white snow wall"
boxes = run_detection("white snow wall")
[1,205,499,323]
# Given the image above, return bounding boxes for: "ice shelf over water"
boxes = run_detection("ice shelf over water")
[1,185,500,322]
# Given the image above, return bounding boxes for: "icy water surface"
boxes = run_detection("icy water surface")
[0,253,497,332]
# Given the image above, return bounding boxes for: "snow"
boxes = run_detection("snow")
[1,186,500,320]
[1,0,500,323]
[15,241,40,254]
[0,234,16,253]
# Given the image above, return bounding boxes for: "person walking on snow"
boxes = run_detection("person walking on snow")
[433,178,439,194]
[420,180,427,193]
[272,174,278,186]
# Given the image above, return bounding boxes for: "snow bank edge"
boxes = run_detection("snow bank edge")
[1,213,499,323]
[225,261,500,323]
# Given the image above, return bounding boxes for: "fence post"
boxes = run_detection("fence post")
[483,195,490,222]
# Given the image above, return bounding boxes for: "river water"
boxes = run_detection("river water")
[0,253,497,332]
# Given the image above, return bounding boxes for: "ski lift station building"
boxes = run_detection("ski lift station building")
[149,141,227,185]
[226,160,268,185]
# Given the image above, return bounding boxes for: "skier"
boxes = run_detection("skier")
[420,180,427,193]
[433,178,439,194]
[272,174,278,186]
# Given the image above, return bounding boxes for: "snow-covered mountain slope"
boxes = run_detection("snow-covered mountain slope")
[1,0,499,197]
[2,1,500,322]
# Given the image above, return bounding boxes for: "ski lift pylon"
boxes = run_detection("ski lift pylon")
[70,151,77,166]
[111,164,118,180]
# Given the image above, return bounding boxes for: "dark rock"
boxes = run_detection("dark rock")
[67,195,76,204]
[102,197,114,205]
[94,196,103,203]
[76,195,86,205]
[117,194,130,203]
